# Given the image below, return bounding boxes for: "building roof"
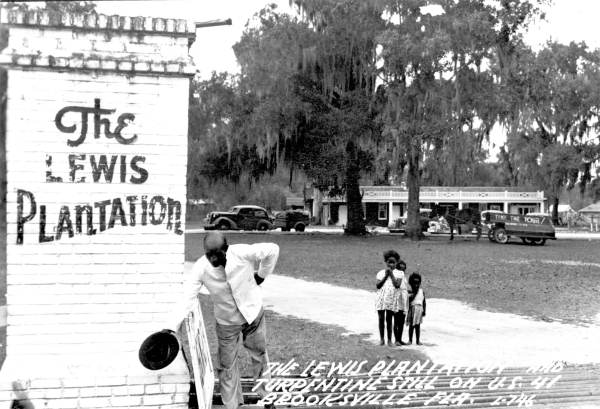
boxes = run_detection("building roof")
[0,9,196,77]
[286,197,305,207]
[363,185,541,193]
[0,9,194,36]
[304,185,543,201]
[578,202,600,214]
[549,204,576,213]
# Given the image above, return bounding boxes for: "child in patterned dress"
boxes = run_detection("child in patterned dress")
[394,260,409,345]
[407,272,426,345]
[375,250,403,346]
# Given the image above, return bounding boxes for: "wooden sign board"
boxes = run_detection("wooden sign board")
[186,298,215,409]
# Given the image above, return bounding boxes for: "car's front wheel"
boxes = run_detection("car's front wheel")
[294,223,306,232]
[494,227,509,244]
[217,221,231,230]
[257,222,270,231]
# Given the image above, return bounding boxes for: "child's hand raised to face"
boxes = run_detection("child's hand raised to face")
[385,258,397,272]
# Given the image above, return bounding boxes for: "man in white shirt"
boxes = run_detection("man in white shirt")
[172,231,279,409]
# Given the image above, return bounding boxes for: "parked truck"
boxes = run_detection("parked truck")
[273,209,310,232]
[484,212,556,245]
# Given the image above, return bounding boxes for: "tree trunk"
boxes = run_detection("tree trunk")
[406,144,423,240]
[344,140,366,235]
[551,196,560,226]
[288,163,294,190]
[313,187,323,225]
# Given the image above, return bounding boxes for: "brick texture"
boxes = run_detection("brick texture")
[4,47,188,358]
[0,10,193,409]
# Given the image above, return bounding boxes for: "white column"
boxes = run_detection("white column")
[540,201,545,213]
[458,202,464,210]
[504,202,509,213]
[339,205,348,226]
[388,201,393,223]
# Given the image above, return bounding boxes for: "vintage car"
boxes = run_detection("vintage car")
[204,205,274,231]
[389,209,432,233]
[484,211,556,245]
[273,209,310,232]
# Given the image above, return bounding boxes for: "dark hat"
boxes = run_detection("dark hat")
[139,330,180,370]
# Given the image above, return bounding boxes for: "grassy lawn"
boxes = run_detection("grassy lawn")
[186,233,600,325]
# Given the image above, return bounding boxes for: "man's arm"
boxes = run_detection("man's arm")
[168,258,206,331]
[243,243,280,284]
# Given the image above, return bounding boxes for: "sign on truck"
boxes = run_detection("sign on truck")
[484,212,556,245]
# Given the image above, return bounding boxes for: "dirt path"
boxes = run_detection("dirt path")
[185,263,600,367]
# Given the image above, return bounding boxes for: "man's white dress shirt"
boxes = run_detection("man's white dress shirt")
[173,243,279,328]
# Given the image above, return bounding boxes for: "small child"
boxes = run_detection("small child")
[375,250,403,346]
[407,272,426,345]
[394,260,409,346]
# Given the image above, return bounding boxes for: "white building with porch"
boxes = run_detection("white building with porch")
[306,186,546,227]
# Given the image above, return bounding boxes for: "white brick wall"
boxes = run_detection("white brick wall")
[4,68,189,356]
[0,14,195,409]
[6,26,191,63]
[0,372,192,408]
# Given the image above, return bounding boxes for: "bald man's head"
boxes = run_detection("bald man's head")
[204,232,228,267]
[204,231,226,250]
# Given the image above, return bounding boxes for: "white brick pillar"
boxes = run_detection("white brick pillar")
[0,9,195,409]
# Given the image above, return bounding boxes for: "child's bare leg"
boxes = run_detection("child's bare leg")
[394,311,405,344]
[378,311,385,344]
[415,325,421,345]
[385,310,394,344]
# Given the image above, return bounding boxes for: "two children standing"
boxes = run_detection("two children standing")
[375,250,426,346]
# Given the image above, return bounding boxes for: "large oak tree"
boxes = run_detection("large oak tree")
[232,2,384,234]
[498,41,600,222]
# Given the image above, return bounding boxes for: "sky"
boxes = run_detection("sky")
[91,0,600,78]
[91,0,600,160]
[94,0,294,77]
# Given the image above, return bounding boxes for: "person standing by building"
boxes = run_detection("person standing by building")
[171,231,279,409]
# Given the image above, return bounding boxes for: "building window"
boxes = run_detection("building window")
[378,203,388,220]
[518,206,537,215]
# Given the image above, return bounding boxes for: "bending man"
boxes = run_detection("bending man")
[172,231,279,409]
